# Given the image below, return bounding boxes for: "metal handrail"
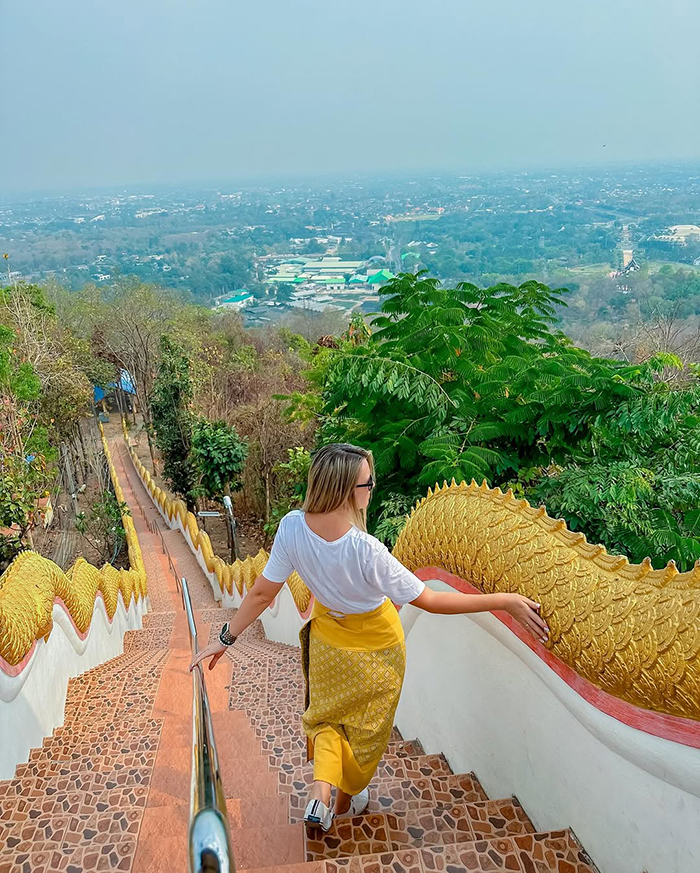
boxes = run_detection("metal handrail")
[119,443,232,867]
[182,576,235,873]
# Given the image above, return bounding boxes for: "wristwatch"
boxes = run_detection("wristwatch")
[219,622,238,647]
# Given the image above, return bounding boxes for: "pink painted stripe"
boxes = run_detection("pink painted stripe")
[0,591,131,678]
[0,643,36,677]
[417,566,700,749]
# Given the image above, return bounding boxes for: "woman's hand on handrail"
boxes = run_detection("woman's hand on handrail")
[188,575,282,674]
[189,641,227,672]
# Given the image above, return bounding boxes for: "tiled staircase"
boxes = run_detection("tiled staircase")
[0,634,171,872]
[217,614,599,873]
[0,442,600,873]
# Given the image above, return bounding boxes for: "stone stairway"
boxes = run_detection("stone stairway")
[222,622,599,873]
[0,442,600,873]
[0,641,171,871]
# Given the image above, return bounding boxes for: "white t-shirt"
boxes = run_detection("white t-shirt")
[262,509,425,615]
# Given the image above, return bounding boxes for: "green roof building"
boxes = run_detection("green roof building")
[217,290,254,309]
[367,269,395,284]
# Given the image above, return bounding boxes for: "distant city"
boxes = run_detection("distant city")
[1,165,699,329]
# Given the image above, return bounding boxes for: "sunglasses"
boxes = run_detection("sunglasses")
[355,476,375,491]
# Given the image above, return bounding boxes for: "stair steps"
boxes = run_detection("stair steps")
[0,445,600,872]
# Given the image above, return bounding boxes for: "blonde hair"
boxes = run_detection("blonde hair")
[303,443,375,531]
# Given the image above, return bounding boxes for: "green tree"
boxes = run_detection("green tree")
[281,271,700,569]
[263,446,312,539]
[76,489,131,565]
[151,335,197,506]
[190,419,248,501]
[87,279,188,473]
[0,324,51,562]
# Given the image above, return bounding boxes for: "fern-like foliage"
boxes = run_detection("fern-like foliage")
[278,271,700,569]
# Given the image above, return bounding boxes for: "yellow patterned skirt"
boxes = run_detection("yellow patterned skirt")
[299,597,406,796]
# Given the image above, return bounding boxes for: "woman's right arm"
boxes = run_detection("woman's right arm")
[409,587,549,643]
[189,515,297,672]
[189,574,284,672]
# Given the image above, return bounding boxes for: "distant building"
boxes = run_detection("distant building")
[609,251,640,279]
[264,256,373,290]
[216,290,254,310]
[368,269,395,285]
[655,225,700,244]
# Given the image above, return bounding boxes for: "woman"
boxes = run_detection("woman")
[190,443,548,832]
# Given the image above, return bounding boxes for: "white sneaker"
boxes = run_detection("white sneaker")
[303,798,334,833]
[334,787,370,820]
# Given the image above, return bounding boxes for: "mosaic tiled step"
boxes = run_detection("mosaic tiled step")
[386,740,425,758]
[0,784,150,822]
[250,705,307,731]
[238,694,305,718]
[64,655,168,689]
[230,657,303,681]
[4,838,137,873]
[62,658,147,688]
[230,661,302,682]
[233,633,297,651]
[304,799,535,860]
[123,627,175,651]
[66,668,165,689]
[228,654,303,683]
[263,740,428,775]
[240,865,323,873]
[61,700,156,726]
[289,773,487,823]
[241,830,598,873]
[367,773,487,813]
[235,659,303,681]
[65,647,168,679]
[62,677,165,713]
[28,733,160,765]
[267,742,427,774]
[0,768,151,809]
[199,607,240,623]
[0,807,142,854]
[65,683,158,724]
[261,733,307,759]
[234,634,298,655]
[242,690,302,711]
[306,829,599,873]
[63,695,158,719]
[420,828,598,873]
[50,716,163,746]
[140,611,178,627]
[13,750,158,782]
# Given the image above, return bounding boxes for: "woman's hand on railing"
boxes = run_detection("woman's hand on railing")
[410,587,549,644]
[189,641,228,672]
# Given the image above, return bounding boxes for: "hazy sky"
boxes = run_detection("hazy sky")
[2,0,699,193]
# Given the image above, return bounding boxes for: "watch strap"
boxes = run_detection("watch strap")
[219,622,237,647]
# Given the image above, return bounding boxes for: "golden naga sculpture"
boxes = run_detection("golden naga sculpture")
[0,431,147,668]
[393,480,700,722]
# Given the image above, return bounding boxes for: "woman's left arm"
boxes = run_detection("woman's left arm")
[409,587,549,643]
